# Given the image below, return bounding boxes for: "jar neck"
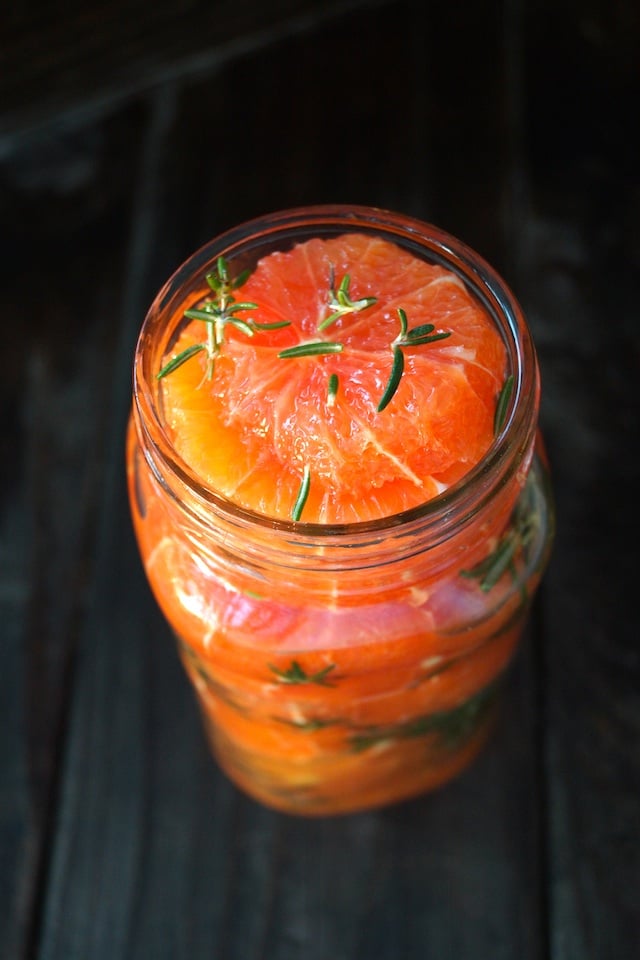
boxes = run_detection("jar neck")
[133,206,540,578]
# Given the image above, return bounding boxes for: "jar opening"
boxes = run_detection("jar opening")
[133,205,539,552]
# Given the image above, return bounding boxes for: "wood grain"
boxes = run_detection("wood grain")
[522,7,640,956]
[0,0,638,957]
[0,0,389,147]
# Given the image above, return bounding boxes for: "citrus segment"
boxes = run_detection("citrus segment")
[160,233,507,522]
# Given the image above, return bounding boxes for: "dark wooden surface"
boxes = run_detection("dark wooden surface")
[1,1,639,957]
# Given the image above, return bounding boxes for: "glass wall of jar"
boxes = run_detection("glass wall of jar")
[127,207,554,816]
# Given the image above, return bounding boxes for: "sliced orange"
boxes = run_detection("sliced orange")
[160,233,506,523]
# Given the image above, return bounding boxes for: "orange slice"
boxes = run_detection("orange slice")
[160,233,506,523]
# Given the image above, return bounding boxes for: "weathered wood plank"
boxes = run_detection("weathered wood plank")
[0,475,33,960]
[29,4,547,959]
[0,0,389,148]
[166,0,439,239]
[521,5,640,956]
[0,104,148,960]
[27,84,220,960]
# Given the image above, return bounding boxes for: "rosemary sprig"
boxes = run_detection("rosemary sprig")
[269,660,336,686]
[205,257,251,304]
[460,532,520,592]
[317,270,377,332]
[157,256,265,381]
[377,308,451,411]
[395,307,452,347]
[278,341,344,359]
[460,472,540,597]
[291,464,311,521]
[494,374,514,435]
[348,682,497,753]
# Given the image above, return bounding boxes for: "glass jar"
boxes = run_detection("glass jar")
[127,206,554,816]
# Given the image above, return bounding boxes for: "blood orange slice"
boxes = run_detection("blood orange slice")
[160,233,506,523]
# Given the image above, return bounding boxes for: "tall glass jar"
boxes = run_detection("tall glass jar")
[127,206,553,816]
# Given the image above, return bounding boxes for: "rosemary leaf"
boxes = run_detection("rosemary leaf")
[278,341,344,359]
[226,317,255,337]
[232,268,251,289]
[404,322,435,340]
[184,307,217,322]
[228,301,259,313]
[494,374,515,435]
[252,319,292,331]
[398,330,451,347]
[479,537,519,591]
[269,660,336,686]
[156,343,207,379]
[338,273,351,293]
[216,256,230,282]
[460,534,519,592]
[291,465,311,521]
[327,373,339,406]
[318,272,377,331]
[317,310,343,332]
[355,296,378,310]
[377,346,404,412]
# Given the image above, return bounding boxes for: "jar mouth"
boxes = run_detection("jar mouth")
[133,204,538,545]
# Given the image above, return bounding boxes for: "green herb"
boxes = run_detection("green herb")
[460,533,520,592]
[494,374,514,435]
[278,341,344,359]
[157,256,263,381]
[156,343,207,380]
[251,319,292,331]
[205,257,247,293]
[291,464,311,521]
[377,308,451,411]
[377,346,404,412]
[327,373,339,406]
[460,472,540,596]
[394,307,452,347]
[269,660,337,686]
[318,270,377,332]
[348,682,498,753]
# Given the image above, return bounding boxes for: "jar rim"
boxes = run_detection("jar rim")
[133,204,539,548]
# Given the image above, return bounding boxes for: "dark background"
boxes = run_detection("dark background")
[1,1,639,958]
